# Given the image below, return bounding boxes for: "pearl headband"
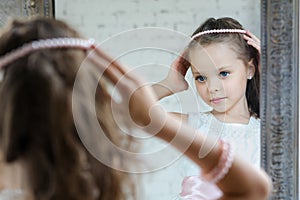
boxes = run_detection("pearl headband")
[0,37,96,69]
[191,29,246,41]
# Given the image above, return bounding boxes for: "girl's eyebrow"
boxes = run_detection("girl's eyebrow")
[192,66,230,75]
[192,71,201,75]
[217,65,232,71]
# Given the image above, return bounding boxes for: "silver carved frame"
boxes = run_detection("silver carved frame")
[22,0,54,17]
[22,0,300,199]
[261,0,299,199]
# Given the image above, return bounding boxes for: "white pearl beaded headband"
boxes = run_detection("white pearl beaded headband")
[191,29,246,41]
[0,37,96,69]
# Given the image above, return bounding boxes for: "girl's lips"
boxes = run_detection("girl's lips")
[210,97,226,104]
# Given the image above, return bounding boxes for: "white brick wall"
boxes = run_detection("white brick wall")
[56,0,260,39]
[56,1,260,199]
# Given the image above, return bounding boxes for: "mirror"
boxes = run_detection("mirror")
[54,1,263,199]
[0,0,298,199]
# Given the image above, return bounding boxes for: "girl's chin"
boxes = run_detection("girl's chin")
[210,104,227,111]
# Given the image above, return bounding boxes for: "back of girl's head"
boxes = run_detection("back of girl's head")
[0,17,134,200]
[189,17,260,117]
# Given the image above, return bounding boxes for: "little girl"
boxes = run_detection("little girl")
[152,17,261,199]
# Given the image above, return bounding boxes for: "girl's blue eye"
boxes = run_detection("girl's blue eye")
[196,75,207,82]
[220,71,230,77]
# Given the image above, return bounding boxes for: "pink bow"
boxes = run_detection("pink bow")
[179,176,223,200]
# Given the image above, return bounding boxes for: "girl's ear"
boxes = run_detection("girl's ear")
[247,59,255,80]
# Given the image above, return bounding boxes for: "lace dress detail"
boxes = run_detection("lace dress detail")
[188,112,260,166]
[178,112,260,200]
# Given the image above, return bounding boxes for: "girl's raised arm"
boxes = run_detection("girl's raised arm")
[88,47,272,200]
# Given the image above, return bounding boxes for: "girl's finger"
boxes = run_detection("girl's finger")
[88,47,144,86]
[245,30,260,43]
[92,47,130,75]
[243,35,259,45]
[88,52,123,85]
[243,35,261,53]
[249,33,260,42]
[243,34,251,41]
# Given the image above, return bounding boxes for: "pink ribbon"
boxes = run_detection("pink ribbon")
[179,176,223,200]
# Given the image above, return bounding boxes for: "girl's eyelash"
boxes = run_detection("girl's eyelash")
[194,71,230,82]
[195,75,207,82]
[220,71,230,77]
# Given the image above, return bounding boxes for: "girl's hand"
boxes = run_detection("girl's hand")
[244,30,261,54]
[164,50,190,92]
[244,30,261,72]
[152,50,191,99]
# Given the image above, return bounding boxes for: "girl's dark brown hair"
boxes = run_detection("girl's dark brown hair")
[189,17,260,118]
[0,17,135,199]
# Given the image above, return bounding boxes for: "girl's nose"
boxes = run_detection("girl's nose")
[206,78,221,93]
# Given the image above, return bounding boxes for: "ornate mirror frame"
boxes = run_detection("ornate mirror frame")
[22,0,299,199]
[261,0,299,199]
[22,0,54,17]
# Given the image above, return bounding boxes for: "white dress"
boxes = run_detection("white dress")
[178,111,261,199]
[182,112,260,175]
[187,111,260,167]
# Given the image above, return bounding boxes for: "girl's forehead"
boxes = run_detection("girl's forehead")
[189,43,238,59]
[189,43,240,70]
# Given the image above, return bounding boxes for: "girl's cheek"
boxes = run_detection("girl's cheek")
[196,85,208,98]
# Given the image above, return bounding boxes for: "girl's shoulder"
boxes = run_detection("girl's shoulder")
[249,116,261,128]
[187,112,261,129]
